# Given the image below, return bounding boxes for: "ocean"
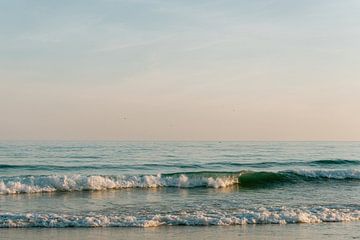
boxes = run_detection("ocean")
[0,141,359,239]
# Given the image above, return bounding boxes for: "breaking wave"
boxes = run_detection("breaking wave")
[0,169,359,195]
[1,206,359,228]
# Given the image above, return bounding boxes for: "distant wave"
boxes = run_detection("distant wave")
[309,159,360,165]
[0,164,111,171]
[1,159,359,171]
[208,159,360,167]
[1,169,359,195]
[1,206,359,227]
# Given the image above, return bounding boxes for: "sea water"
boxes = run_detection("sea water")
[0,141,359,228]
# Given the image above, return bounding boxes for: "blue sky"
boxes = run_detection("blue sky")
[1,0,360,140]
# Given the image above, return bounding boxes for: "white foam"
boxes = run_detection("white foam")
[1,207,359,228]
[0,174,239,194]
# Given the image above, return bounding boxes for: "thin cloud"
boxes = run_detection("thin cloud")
[93,34,176,52]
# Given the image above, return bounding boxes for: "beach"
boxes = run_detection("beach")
[2,222,360,240]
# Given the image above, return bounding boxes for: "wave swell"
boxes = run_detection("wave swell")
[1,159,359,171]
[0,169,359,194]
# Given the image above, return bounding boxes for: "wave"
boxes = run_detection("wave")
[0,169,359,195]
[309,159,360,165]
[1,159,358,172]
[0,164,113,171]
[209,159,360,167]
[1,206,359,227]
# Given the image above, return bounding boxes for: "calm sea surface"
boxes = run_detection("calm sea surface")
[0,141,359,228]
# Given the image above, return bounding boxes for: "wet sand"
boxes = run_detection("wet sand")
[1,222,359,240]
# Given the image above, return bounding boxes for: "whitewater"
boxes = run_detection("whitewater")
[1,141,359,228]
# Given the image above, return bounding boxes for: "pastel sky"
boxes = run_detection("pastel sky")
[1,0,360,140]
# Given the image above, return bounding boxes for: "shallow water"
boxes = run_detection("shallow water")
[1,222,360,240]
[0,141,359,227]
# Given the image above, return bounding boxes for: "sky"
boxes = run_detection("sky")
[1,0,360,141]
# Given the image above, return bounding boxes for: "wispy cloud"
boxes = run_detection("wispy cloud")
[93,34,175,52]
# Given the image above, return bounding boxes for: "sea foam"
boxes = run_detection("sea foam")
[0,174,238,194]
[1,207,359,228]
